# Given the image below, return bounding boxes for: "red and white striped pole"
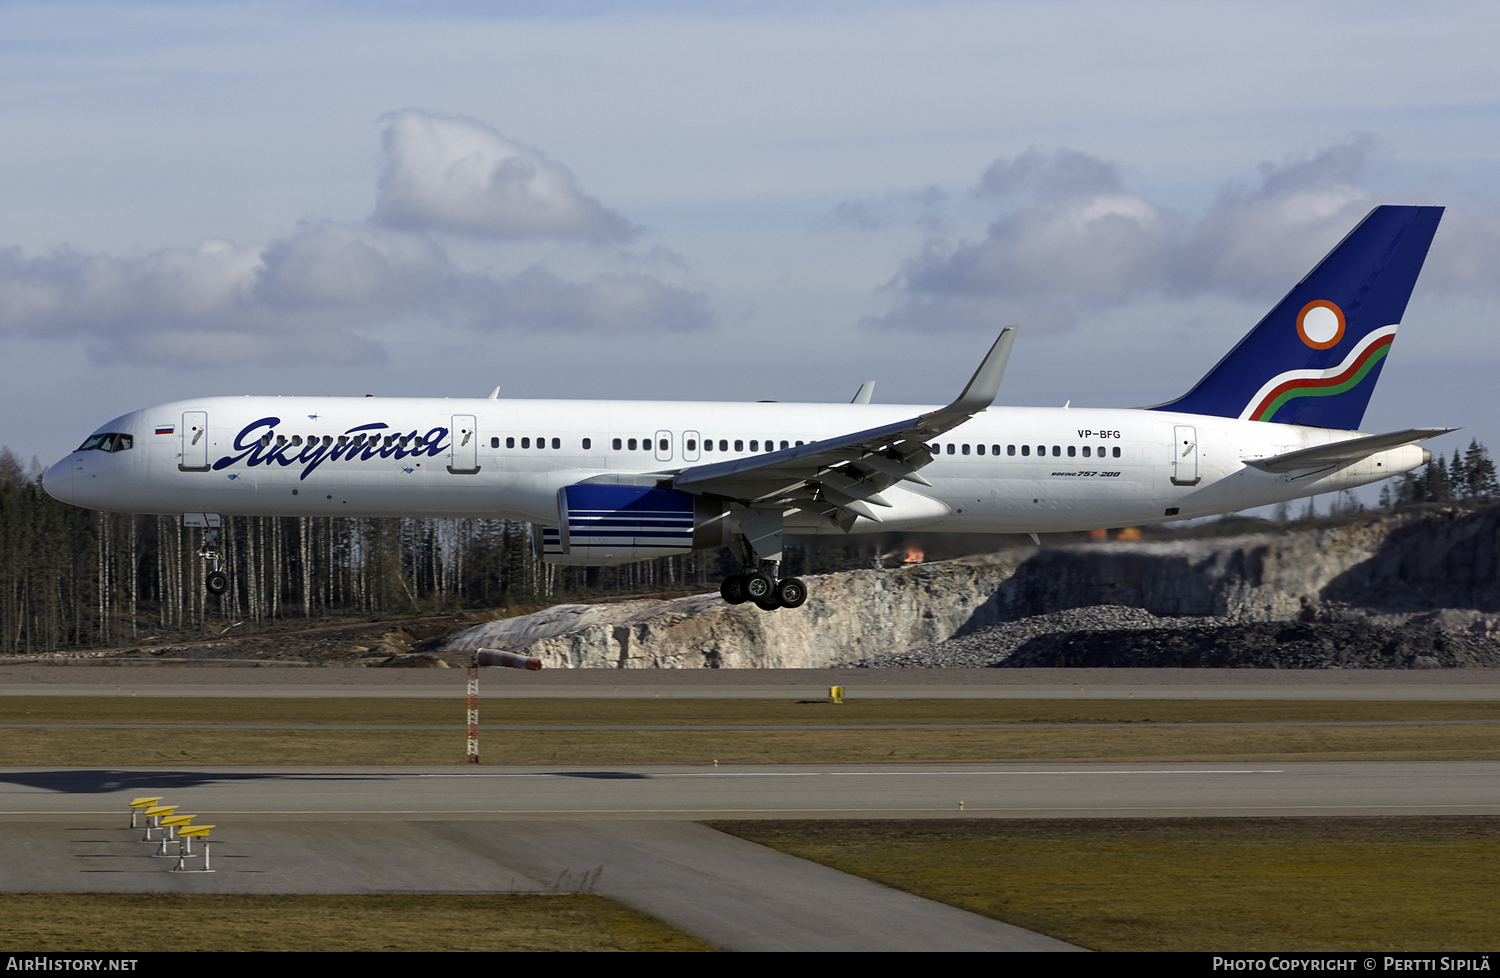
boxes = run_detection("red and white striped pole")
[467,648,542,763]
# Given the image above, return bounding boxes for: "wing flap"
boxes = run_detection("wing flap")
[671,328,1016,520]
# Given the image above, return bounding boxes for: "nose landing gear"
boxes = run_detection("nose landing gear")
[185,513,229,596]
[204,562,228,597]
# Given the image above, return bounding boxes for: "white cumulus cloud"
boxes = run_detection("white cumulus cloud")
[1174,136,1382,298]
[0,110,709,367]
[868,138,1500,335]
[868,149,1175,333]
[373,109,637,243]
[0,222,708,367]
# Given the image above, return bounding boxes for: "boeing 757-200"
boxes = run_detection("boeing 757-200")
[44,205,1452,611]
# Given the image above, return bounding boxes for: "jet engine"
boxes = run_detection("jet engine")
[531,483,729,566]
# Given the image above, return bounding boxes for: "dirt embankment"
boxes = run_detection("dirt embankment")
[439,505,1500,669]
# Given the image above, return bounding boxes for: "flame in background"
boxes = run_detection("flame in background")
[901,546,925,564]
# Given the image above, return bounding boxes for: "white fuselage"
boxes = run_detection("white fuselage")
[45,395,1425,534]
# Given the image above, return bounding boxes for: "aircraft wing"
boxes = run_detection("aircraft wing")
[1245,427,1456,474]
[669,328,1016,526]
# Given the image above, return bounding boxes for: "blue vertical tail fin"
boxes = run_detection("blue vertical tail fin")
[1151,204,1443,429]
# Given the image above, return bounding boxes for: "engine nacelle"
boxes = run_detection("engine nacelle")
[530,483,729,566]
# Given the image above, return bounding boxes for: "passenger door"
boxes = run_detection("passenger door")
[1171,425,1200,486]
[449,415,480,474]
[180,411,209,471]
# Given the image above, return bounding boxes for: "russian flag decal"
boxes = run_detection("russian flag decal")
[155,425,174,435]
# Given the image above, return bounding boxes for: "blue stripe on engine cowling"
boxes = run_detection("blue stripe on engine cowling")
[561,484,697,560]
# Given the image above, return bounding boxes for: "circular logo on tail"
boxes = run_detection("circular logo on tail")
[1297,300,1345,349]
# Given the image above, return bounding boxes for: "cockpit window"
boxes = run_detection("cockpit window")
[76,433,132,453]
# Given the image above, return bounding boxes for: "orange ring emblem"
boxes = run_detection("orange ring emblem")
[1297,300,1345,350]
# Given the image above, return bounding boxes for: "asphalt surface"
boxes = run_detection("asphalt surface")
[0,814,1078,951]
[5,664,1500,699]
[5,719,1500,732]
[5,762,1496,820]
[2,764,1139,951]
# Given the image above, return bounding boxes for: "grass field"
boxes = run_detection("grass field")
[3,720,1500,765]
[0,697,1497,765]
[0,893,717,952]
[710,816,1500,952]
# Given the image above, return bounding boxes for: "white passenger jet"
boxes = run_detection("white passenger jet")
[45,205,1451,610]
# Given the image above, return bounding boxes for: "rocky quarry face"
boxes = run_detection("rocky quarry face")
[441,505,1500,669]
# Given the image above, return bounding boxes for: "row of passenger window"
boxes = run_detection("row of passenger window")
[931,443,1123,458]
[485,434,1122,460]
[698,438,801,453]
[490,436,805,453]
[493,436,570,450]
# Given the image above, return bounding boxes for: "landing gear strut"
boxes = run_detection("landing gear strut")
[189,514,229,596]
[717,509,808,612]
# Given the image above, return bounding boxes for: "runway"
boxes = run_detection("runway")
[5,664,1500,699]
[4,762,1496,819]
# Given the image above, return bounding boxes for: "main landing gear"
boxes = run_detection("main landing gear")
[720,572,807,611]
[717,508,807,612]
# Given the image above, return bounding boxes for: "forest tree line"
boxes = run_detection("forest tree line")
[2,439,1496,654]
[1382,439,1499,506]
[0,447,886,654]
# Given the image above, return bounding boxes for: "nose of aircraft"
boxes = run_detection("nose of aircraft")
[42,456,74,505]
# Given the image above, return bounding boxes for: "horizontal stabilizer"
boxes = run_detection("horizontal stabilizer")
[1246,428,1456,474]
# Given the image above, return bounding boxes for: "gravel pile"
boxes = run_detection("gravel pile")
[838,605,1243,668]
[837,604,1500,669]
[1000,620,1500,669]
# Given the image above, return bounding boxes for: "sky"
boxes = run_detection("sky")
[3,0,1500,503]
